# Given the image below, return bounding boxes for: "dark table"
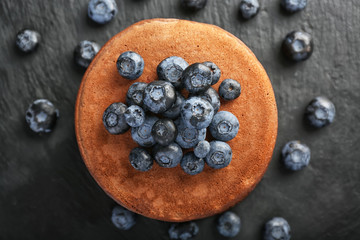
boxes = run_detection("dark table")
[1,1,359,239]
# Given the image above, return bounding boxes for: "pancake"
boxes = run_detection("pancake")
[75,18,278,222]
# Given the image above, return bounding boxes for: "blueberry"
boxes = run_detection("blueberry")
[88,0,118,24]
[305,96,335,128]
[209,111,239,142]
[16,29,40,53]
[111,206,136,230]
[205,141,232,169]
[129,147,153,171]
[197,87,221,113]
[175,118,207,149]
[116,51,144,80]
[281,0,307,13]
[157,56,189,89]
[131,115,158,147]
[74,40,100,68]
[194,140,210,159]
[239,0,260,20]
[264,217,291,240]
[219,79,241,101]
[181,0,207,11]
[103,102,129,134]
[151,119,177,146]
[282,140,310,171]
[25,99,59,133]
[169,222,199,240]
[162,91,185,119]
[153,143,183,168]
[282,31,313,62]
[202,61,221,85]
[181,96,214,130]
[126,82,147,108]
[181,152,205,175]
[217,211,241,237]
[182,63,212,94]
[143,80,176,114]
[124,105,145,127]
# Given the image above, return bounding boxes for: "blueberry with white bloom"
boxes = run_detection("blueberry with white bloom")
[157,56,189,89]
[26,99,59,133]
[217,211,241,237]
[264,217,291,240]
[131,115,159,147]
[181,96,214,130]
[205,141,232,169]
[88,0,118,24]
[305,96,335,128]
[282,140,310,171]
[116,51,144,80]
[16,29,40,53]
[74,40,100,68]
[103,102,129,134]
[111,206,136,230]
[124,105,145,127]
[239,0,260,20]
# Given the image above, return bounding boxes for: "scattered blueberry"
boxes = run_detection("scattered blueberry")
[181,96,214,130]
[202,61,221,85]
[88,0,118,24]
[219,79,241,101]
[281,0,307,13]
[175,118,207,149]
[217,211,241,237]
[169,221,199,240]
[282,31,313,62]
[305,96,335,128]
[74,40,100,68]
[194,140,210,159]
[197,87,221,113]
[162,91,185,119]
[157,56,189,89]
[25,99,59,133]
[181,0,207,11]
[126,82,148,108]
[111,206,136,230]
[124,105,145,127]
[16,29,40,53]
[264,217,291,240]
[153,142,183,168]
[209,111,239,142]
[116,51,144,80]
[282,140,310,171]
[151,119,178,146]
[239,0,260,20]
[129,147,153,171]
[205,141,232,169]
[143,80,176,114]
[182,63,212,94]
[181,152,205,175]
[103,102,129,134]
[131,115,159,147]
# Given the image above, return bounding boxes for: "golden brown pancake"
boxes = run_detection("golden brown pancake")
[75,18,278,222]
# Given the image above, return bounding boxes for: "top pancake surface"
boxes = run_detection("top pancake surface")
[75,18,278,222]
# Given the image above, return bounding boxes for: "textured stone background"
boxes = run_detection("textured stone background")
[0,0,359,239]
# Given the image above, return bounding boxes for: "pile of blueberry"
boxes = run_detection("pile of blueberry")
[102,52,242,175]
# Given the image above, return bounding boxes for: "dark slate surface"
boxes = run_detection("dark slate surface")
[0,0,359,239]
